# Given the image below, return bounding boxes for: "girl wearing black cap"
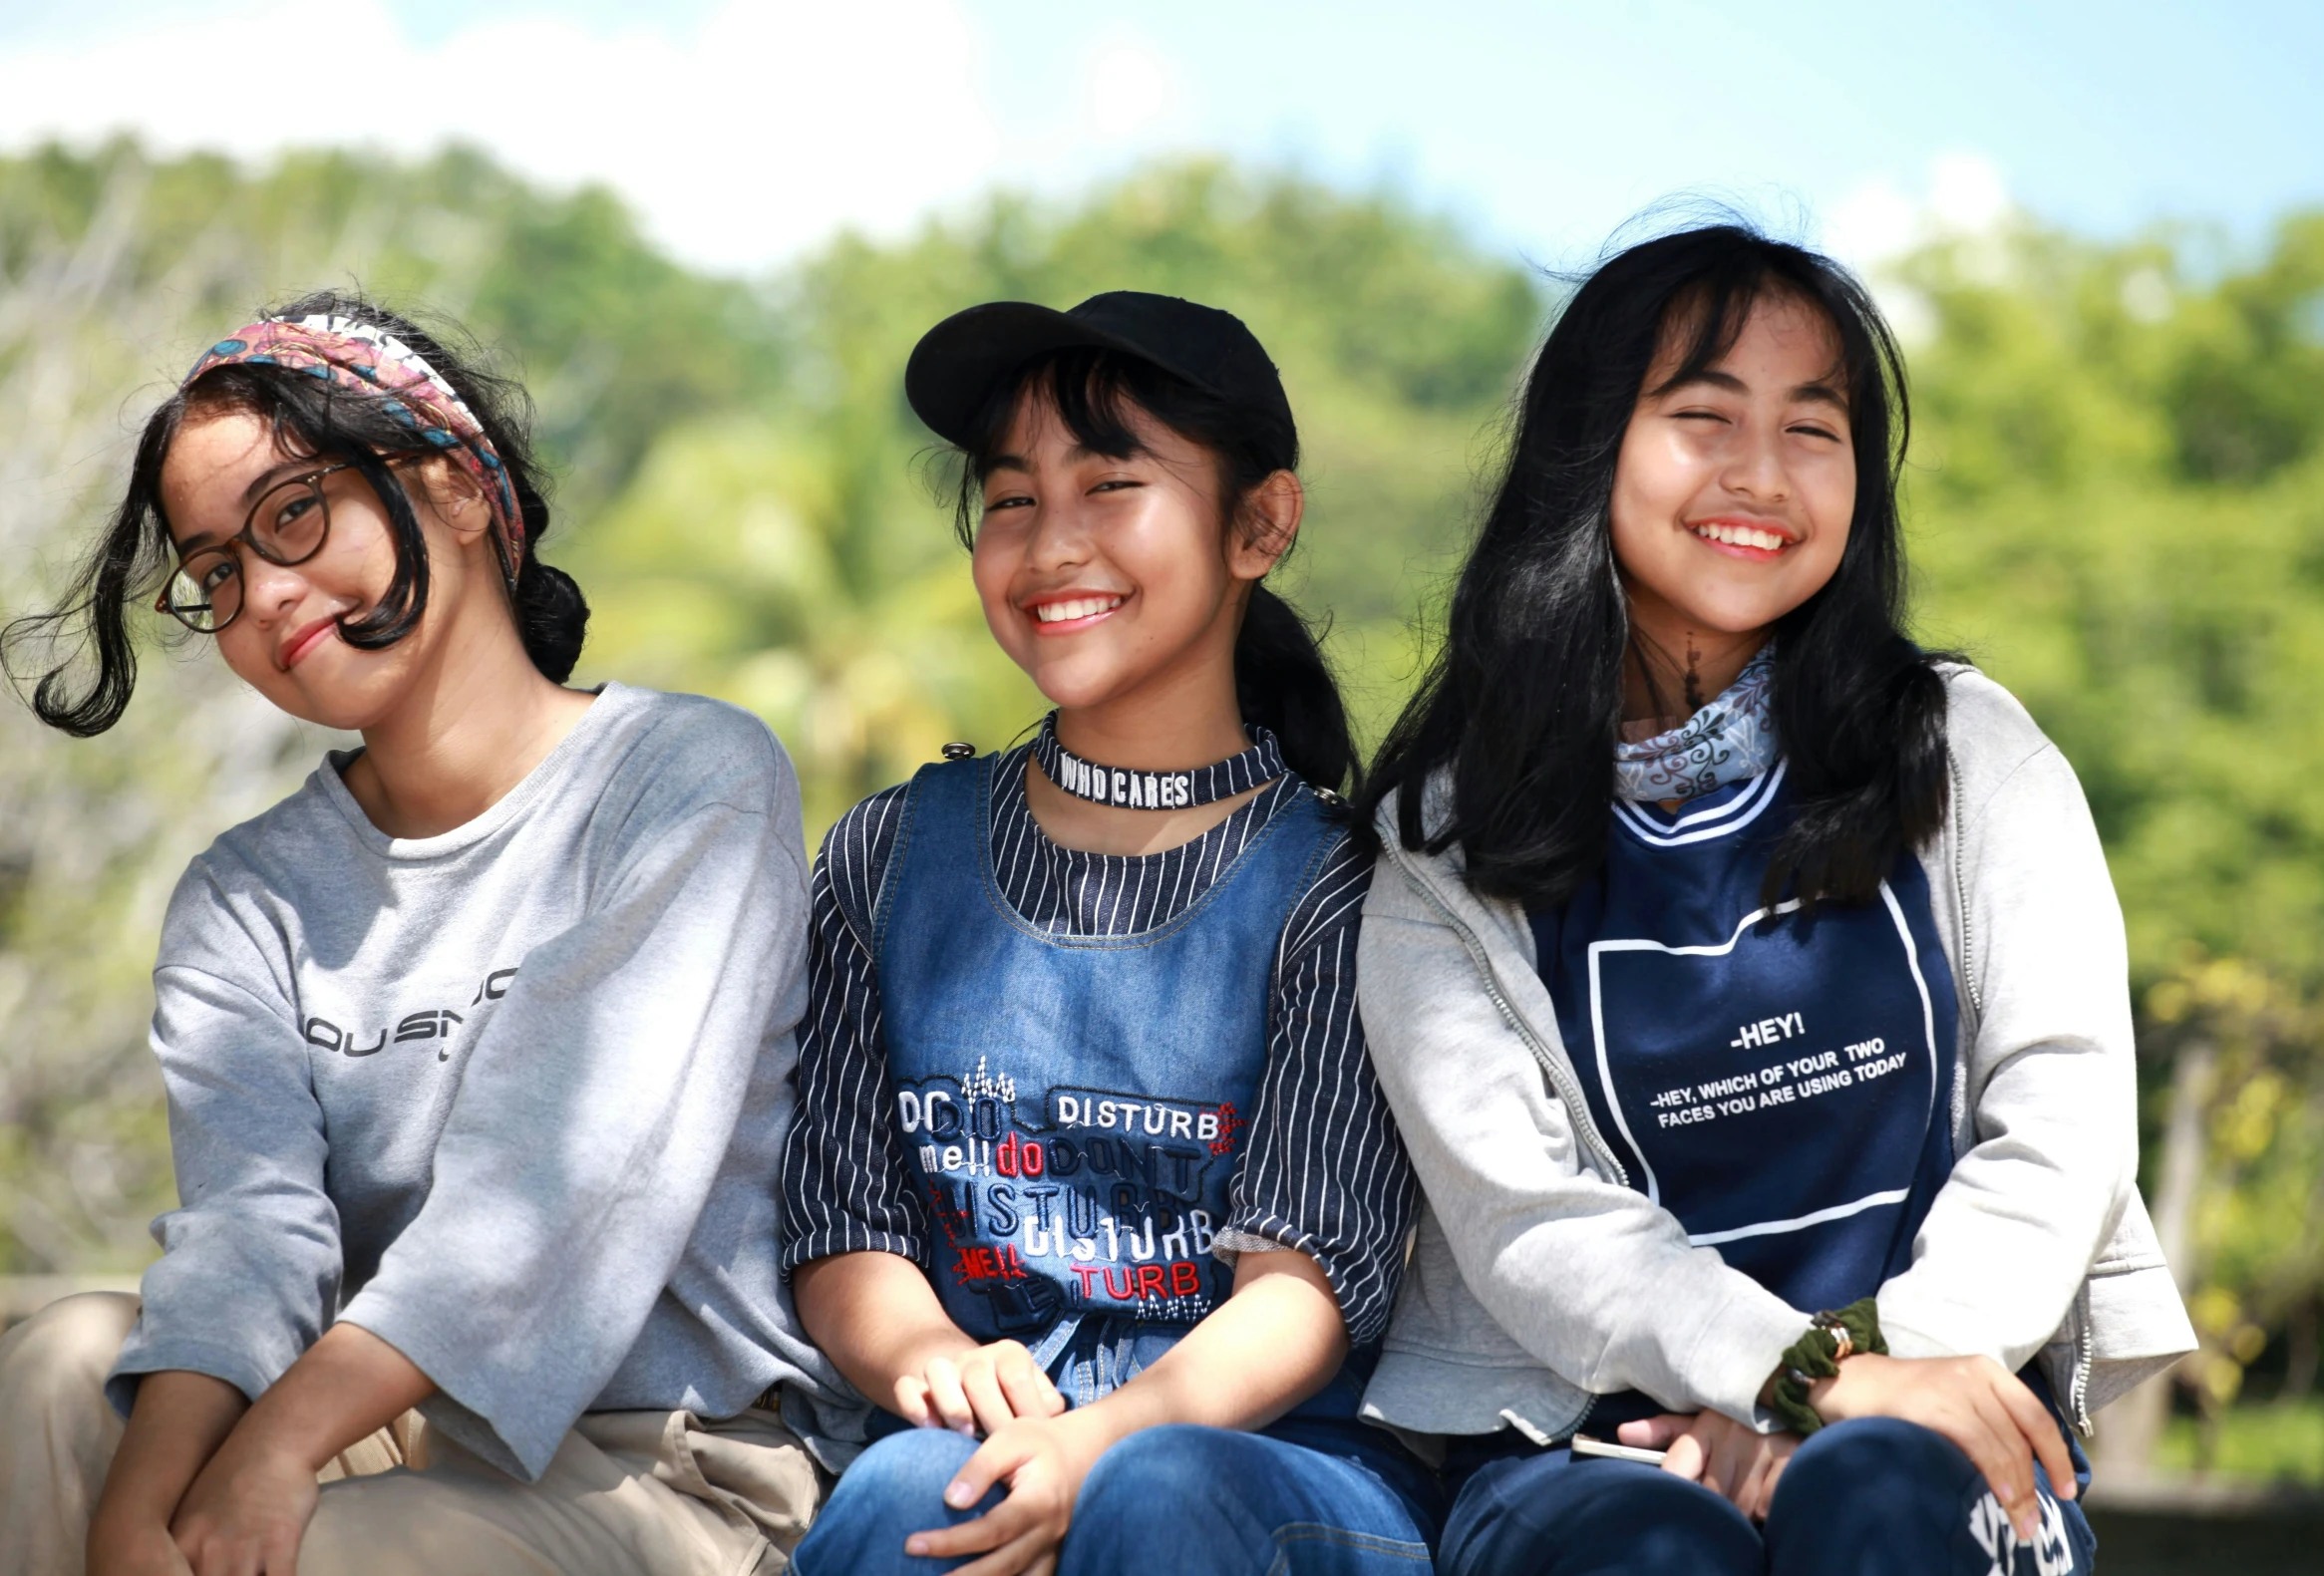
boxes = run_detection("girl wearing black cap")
[779,293,1437,1575]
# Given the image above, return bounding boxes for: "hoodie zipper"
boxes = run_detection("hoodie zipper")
[1382,837,1630,1187]
[1946,750,2095,1434]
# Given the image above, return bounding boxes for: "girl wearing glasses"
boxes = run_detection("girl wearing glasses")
[0,296,848,1576]
[778,293,1437,1575]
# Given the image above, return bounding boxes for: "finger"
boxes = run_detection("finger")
[268,1530,301,1576]
[1994,1373,2077,1503]
[924,1358,978,1435]
[907,1501,1024,1561]
[1961,1390,2038,1539]
[893,1376,934,1429]
[950,1528,1063,1576]
[945,1433,1037,1512]
[1751,1450,1791,1522]
[1617,1414,1694,1448]
[960,1360,1017,1435]
[1658,1428,1707,1482]
[998,1353,1065,1419]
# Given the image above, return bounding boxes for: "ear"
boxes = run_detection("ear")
[420,458,492,539]
[1227,470,1303,582]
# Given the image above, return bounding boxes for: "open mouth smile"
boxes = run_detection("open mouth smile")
[1027,593,1127,633]
[1689,518,1796,560]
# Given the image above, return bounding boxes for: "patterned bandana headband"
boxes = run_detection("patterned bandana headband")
[181,313,524,564]
[1031,713,1286,809]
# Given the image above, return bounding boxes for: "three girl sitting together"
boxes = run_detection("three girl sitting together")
[0,222,2194,1576]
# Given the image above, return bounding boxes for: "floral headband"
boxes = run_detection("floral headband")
[182,313,524,563]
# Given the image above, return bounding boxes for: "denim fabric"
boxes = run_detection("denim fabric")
[1439,1410,2095,1576]
[794,1420,1440,1576]
[872,756,1337,1400]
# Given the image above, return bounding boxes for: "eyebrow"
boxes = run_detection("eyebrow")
[1663,368,1849,411]
[240,457,314,506]
[983,442,1143,481]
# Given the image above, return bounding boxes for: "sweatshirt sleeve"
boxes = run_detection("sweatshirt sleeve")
[109,887,342,1415]
[1877,716,2140,1370]
[1359,839,1809,1425]
[335,724,813,1481]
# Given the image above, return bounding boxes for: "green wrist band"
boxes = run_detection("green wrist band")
[1768,1298,1887,1435]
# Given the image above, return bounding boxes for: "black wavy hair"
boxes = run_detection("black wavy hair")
[3,289,587,736]
[1360,223,1948,910]
[952,345,1358,797]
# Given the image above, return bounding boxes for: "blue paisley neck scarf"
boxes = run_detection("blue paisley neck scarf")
[1613,649,1778,803]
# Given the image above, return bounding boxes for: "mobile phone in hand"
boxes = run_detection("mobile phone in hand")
[1568,1432,1668,1464]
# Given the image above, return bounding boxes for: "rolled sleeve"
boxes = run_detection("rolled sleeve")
[779,790,932,1273]
[1222,838,1416,1345]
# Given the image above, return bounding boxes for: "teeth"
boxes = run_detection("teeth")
[1694,522,1789,551]
[1034,596,1124,624]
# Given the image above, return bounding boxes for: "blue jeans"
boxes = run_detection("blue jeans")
[1439,1415,2097,1576]
[795,1421,1439,1576]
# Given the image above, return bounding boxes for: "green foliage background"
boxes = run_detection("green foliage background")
[3,141,2320,1467]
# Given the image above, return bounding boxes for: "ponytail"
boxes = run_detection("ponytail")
[512,554,590,685]
[1235,584,1357,796]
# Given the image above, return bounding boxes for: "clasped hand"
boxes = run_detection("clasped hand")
[890,1338,1092,1576]
[1616,1352,2075,1542]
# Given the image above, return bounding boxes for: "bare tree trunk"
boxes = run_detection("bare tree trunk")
[2097,1039,2214,1477]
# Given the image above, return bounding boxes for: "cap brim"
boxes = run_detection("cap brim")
[904,301,1167,447]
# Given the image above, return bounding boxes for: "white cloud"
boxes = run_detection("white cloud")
[1069,21,1196,153]
[1824,152,2015,268]
[0,0,999,272]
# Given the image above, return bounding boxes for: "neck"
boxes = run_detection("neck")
[1621,615,1768,729]
[343,616,593,839]
[1027,632,1261,856]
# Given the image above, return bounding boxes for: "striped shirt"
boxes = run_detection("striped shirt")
[778,746,1416,1344]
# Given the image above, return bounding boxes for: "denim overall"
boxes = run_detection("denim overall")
[872,755,1339,1406]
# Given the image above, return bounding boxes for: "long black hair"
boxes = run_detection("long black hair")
[3,289,587,737]
[1360,223,1948,910]
[952,345,1359,796]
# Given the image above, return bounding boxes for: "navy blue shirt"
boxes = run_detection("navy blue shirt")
[1530,764,1959,1317]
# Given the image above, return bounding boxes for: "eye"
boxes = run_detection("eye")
[197,557,239,594]
[1788,421,1844,443]
[1671,408,1732,425]
[982,490,1035,513]
[272,491,320,529]
[1090,478,1144,494]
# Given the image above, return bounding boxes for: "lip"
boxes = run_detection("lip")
[1021,589,1130,636]
[1686,514,1799,562]
[278,614,340,671]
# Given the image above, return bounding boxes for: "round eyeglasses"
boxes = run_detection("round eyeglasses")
[155,462,356,634]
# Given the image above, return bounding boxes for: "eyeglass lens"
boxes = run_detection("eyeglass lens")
[162,473,333,632]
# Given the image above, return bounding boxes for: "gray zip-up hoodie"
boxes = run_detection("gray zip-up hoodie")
[1356,667,2194,1443]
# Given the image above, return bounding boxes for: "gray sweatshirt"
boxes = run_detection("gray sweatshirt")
[110,683,849,1481]
[1356,667,2195,1445]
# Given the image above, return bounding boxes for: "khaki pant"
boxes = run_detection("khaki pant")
[0,1293,827,1576]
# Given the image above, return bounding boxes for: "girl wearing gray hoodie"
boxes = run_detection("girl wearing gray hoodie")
[1351,225,2194,1576]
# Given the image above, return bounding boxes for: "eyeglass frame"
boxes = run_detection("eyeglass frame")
[153,460,365,634]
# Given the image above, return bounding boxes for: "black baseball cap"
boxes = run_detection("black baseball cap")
[904,290,1296,449]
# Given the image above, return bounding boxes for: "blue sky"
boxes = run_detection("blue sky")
[0,0,2315,272]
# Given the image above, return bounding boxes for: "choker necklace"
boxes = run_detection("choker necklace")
[1030,713,1284,809]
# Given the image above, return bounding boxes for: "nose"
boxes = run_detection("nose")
[1719,419,1792,505]
[1023,495,1095,573]
[236,546,310,627]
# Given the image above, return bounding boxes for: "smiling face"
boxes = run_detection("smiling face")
[1609,289,1857,688]
[970,387,1291,714]
[158,407,499,731]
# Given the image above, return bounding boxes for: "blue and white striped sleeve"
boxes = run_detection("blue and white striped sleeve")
[1219,829,1418,1345]
[777,787,931,1274]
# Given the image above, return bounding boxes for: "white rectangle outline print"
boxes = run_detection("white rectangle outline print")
[1584,878,1939,1248]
